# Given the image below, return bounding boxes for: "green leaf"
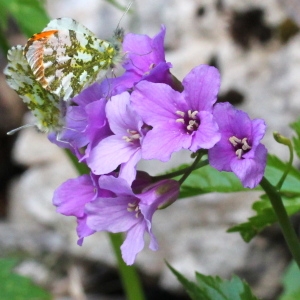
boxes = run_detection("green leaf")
[228,194,300,242]
[179,154,300,199]
[166,263,209,300]
[290,117,300,159]
[0,258,51,300]
[167,262,259,300]
[179,163,245,199]
[0,0,49,38]
[279,260,300,300]
[220,154,300,242]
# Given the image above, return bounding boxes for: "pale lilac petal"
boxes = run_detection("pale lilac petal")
[182,65,220,112]
[190,111,220,152]
[141,127,191,161]
[88,136,139,175]
[131,81,187,125]
[107,92,143,135]
[148,230,159,251]
[53,175,95,217]
[98,176,134,196]
[230,144,267,188]
[208,139,234,172]
[250,118,267,149]
[123,25,166,74]
[85,99,110,142]
[119,149,142,185]
[77,216,95,246]
[213,102,251,137]
[121,220,146,265]
[86,196,139,232]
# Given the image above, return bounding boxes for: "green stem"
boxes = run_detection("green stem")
[276,140,294,190]
[260,176,300,268]
[153,158,209,182]
[109,233,145,300]
[178,153,205,185]
[64,150,145,300]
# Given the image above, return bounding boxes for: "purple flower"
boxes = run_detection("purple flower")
[49,83,112,160]
[208,102,267,188]
[87,91,144,184]
[85,175,180,265]
[52,171,155,247]
[130,64,221,161]
[108,25,175,95]
[52,173,113,245]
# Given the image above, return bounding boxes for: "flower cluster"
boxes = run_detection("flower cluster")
[52,26,267,264]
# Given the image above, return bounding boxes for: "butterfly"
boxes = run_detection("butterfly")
[4,18,125,133]
[24,17,124,100]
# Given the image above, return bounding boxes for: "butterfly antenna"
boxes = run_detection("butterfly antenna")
[116,1,133,31]
[7,124,36,135]
[114,1,133,42]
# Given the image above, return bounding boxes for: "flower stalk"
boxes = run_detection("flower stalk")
[260,176,300,269]
[273,132,294,190]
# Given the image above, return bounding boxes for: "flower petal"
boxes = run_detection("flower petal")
[53,174,95,217]
[120,220,146,265]
[119,149,142,185]
[87,135,140,175]
[131,80,187,126]
[107,92,143,135]
[230,144,267,188]
[182,65,220,112]
[190,111,220,152]
[77,215,95,246]
[86,196,139,233]
[141,127,191,161]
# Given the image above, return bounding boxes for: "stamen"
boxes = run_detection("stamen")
[127,201,141,218]
[176,111,185,117]
[241,138,251,150]
[187,120,198,131]
[188,110,198,119]
[176,118,185,124]
[236,149,243,159]
[229,136,242,146]
[175,109,199,133]
[122,129,141,142]
[229,136,252,159]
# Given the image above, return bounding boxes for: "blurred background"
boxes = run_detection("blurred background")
[1,0,300,299]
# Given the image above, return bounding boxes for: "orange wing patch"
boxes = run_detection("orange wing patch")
[24,30,58,88]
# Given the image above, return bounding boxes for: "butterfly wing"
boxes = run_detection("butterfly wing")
[24,19,120,100]
[43,17,95,35]
[4,45,65,132]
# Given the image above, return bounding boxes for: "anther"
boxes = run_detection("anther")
[176,118,185,124]
[176,111,185,117]
[229,136,242,146]
[188,110,198,119]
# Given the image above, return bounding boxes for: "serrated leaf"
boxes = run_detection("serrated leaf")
[279,260,300,300]
[166,263,209,299]
[178,163,245,199]
[0,0,49,38]
[178,154,300,199]
[195,273,258,300]
[167,262,259,300]
[0,258,51,300]
[228,194,300,242]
